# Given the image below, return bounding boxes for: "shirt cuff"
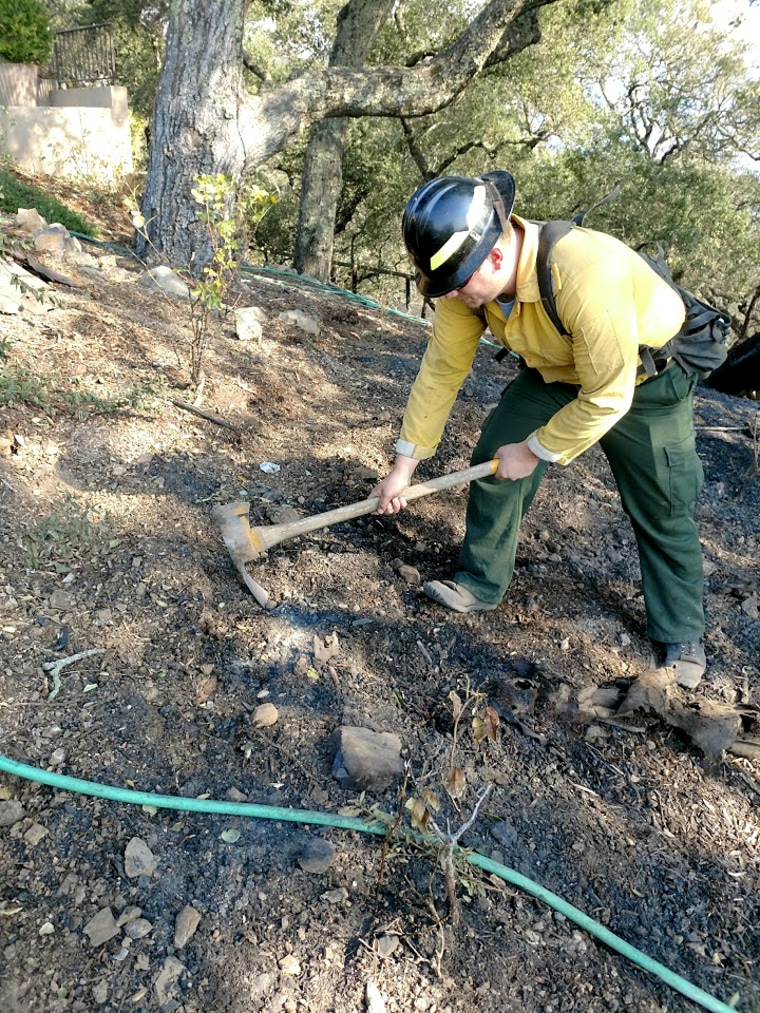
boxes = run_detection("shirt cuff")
[526,432,563,463]
[395,439,435,460]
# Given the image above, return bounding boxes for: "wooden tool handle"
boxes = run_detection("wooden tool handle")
[258,459,498,552]
[401,459,499,502]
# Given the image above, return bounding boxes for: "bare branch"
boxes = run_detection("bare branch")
[239,0,560,167]
[242,52,270,83]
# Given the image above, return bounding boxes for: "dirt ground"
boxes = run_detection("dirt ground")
[0,188,759,1013]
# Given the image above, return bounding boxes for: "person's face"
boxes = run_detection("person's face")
[443,264,492,308]
[443,242,510,308]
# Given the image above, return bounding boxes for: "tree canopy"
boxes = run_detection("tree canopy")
[51,0,759,338]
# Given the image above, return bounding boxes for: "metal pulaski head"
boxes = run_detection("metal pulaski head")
[210,501,266,564]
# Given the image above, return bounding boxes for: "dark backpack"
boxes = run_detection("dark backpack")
[536,219,732,379]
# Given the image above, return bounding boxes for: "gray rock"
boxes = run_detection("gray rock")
[0,258,48,314]
[92,979,109,1004]
[366,980,387,1013]
[23,822,49,846]
[49,589,75,610]
[279,953,301,975]
[249,971,278,998]
[116,905,142,927]
[123,917,153,939]
[174,904,201,949]
[331,726,403,792]
[490,820,519,849]
[83,907,120,946]
[124,837,158,878]
[0,800,25,827]
[234,306,264,342]
[139,265,190,299]
[252,702,279,728]
[375,934,400,960]
[16,208,47,232]
[321,887,349,905]
[297,836,336,874]
[278,309,320,336]
[34,224,81,255]
[397,564,421,584]
[154,956,186,1007]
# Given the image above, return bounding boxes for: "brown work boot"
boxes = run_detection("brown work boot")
[423,580,498,614]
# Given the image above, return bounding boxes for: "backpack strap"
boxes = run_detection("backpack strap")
[539,224,665,380]
[535,186,621,337]
[537,220,574,336]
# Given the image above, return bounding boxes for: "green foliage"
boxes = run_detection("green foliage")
[287,0,758,330]
[22,492,119,569]
[0,363,49,407]
[58,375,168,419]
[183,174,276,386]
[0,0,53,64]
[508,146,760,320]
[245,0,345,84]
[249,166,301,265]
[0,168,99,237]
[0,338,166,415]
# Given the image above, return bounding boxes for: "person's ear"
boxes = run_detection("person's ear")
[487,245,504,271]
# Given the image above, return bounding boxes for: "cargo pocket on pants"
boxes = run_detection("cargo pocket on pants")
[664,434,703,514]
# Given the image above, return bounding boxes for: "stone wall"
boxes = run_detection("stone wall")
[0,72,133,182]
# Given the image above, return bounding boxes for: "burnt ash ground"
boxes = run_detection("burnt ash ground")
[0,192,759,1013]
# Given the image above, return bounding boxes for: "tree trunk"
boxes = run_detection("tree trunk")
[136,0,248,269]
[294,0,394,282]
[140,0,549,268]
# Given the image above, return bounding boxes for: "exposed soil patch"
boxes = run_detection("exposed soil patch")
[0,192,759,1013]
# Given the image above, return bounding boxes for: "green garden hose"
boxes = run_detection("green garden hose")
[0,752,738,1013]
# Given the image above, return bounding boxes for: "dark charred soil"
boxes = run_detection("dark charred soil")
[0,191,759,1013]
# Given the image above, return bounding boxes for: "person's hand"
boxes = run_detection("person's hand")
[494,441,539,481]
[370,455,419,514]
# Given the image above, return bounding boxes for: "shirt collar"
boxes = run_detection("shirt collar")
[511,214,542,305]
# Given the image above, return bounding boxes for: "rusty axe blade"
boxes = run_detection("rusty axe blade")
[211,501,266,564]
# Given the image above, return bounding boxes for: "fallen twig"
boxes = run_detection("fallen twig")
[43,648,103,700]
[170,398,241,433]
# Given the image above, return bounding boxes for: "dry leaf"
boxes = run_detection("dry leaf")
[473,705,500,746]
[444,765,466,799]
[449,690,463,721]
[405,796,431,832]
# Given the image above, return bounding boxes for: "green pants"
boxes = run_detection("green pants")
[457,365,704,644]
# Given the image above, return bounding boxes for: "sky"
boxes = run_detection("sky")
[712,0,760,73]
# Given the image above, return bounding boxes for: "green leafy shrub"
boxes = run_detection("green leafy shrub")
[22,492,119,569]
[0,168,98,237]
[0,0,53,65]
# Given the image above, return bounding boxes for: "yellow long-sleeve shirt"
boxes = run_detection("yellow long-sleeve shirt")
[396,216,686,466]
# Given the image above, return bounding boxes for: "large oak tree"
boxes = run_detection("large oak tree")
[137,0,555,269]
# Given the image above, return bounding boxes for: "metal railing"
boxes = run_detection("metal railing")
[51,23,115,89]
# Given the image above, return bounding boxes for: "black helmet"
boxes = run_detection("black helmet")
[402,171,516,297]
